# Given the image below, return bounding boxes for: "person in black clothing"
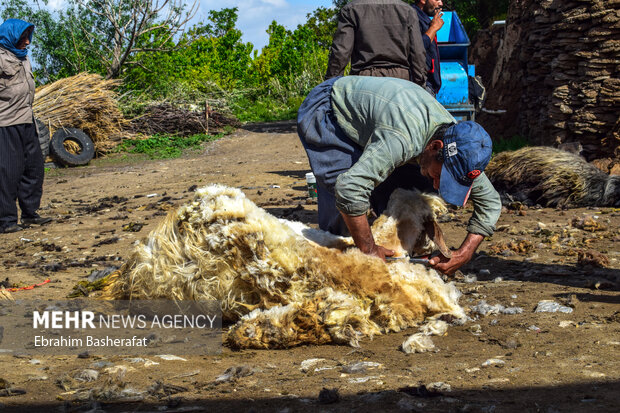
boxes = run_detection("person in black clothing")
[413,0,445,96]
[325,0,427,86]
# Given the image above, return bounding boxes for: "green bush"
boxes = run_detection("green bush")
[492,135,529,155]
[119,7,330,124]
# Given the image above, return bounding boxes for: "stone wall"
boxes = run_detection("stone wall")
[471,0,620,165]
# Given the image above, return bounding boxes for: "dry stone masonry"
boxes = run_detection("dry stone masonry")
[473,0,620,167]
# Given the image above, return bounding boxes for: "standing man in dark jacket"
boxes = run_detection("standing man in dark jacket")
[325,0,427,86]
[413,0,444,95]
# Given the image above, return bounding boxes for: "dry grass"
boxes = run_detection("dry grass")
[33,73,128,154]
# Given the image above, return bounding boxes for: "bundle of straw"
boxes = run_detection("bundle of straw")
[33,73,128,154]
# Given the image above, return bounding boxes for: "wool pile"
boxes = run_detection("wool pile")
[103,184,465,348]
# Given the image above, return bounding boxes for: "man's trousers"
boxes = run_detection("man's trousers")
[0,123,44,228]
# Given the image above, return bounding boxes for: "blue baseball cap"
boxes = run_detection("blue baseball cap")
[439,121,492,206]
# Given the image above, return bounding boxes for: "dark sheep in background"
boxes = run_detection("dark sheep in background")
[485,146,620,208]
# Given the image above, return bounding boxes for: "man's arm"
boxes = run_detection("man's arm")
[467,173,502,236]
[335,128,414,218]
[325,7,355,80]
[334,127,416,260]
[430,173,501,275]
[408,11,427,86]
[341,212,395,260]
[425,10,444,42]
[428,232,483,275]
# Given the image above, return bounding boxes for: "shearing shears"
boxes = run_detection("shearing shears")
[384,251,442,266]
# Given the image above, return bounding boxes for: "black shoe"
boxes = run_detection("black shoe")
[0,224,23,234]
[21,216,52,226]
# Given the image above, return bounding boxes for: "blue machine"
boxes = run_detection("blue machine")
[434,11,476,121]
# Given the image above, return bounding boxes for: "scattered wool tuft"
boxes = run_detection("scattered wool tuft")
[401,333,436,354]
[401,316,450,354]
[471,300,524,316]
[419,318,449,336]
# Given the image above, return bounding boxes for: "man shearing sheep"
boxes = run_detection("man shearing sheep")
[297,76,501,275]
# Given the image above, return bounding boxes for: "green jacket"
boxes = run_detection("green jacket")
[330,76,501,236]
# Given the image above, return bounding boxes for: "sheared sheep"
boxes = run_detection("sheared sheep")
[102,184,465,348]
[486,146,620,207]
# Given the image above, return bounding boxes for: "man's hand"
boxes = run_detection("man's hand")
[428,233,484,276]
[430,10,444,30]
[428,247,472,275]
[368,244,396,261]
[426,11,444,42]
[341,212,395,261]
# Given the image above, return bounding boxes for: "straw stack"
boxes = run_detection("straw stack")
[33,73,128,154]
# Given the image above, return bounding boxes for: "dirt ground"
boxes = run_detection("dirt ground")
[0,121,618,412]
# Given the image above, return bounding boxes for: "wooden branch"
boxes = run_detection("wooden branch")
[72,0,199,78]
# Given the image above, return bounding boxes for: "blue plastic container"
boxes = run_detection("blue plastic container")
[434,11,475,121]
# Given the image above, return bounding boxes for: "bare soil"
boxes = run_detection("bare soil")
[0,121,618,412]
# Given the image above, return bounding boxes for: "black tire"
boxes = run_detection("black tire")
[50,128,95,167]
[35,118,50,158]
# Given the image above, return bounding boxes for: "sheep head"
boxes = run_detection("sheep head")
[372,188,451,258]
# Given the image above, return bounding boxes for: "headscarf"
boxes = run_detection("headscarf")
[0,19,34,59]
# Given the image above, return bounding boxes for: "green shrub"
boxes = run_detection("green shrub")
[119,7,330,124]
[493,135,529,155]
